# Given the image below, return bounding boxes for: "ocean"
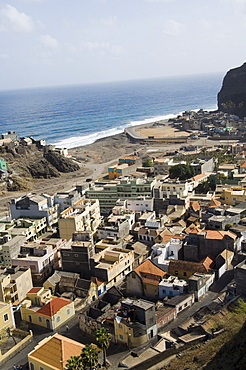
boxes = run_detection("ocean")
[0,73,224,149]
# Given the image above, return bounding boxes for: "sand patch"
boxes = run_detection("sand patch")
[135,123,190,138]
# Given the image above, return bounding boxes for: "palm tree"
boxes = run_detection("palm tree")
[66,355,83,370]
[96,327,112,367]
[81,344,98,370]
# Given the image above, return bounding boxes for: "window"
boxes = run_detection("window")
[67,308,70,315]
[4,313,8,322]
[119,335,123,340]
[119,324,123,329]
[29,363,34,370]
[40,367,44,370]
[56,316,61,323]
[183,272,187,277]
[175,271,178,275]
[162,289,166,294]
[38,317,42,323]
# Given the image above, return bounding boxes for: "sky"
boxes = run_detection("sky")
[1,0,246,90]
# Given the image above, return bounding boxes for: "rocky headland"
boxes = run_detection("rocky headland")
[218,62,246,118]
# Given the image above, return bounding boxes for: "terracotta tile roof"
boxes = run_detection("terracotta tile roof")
[135,259,166,280]
[203,230,237,240]
[193,174,208,181]
[187,216,199,222]
[240,161,246,168]
[184,223,201,234]
[209,199,221,208]
[141,277,160,286]
[37,297,71,317]
[28,287,42,294]
[169,258,213,274]
[162,234,184,242]
[201,256,214,270]
[28,333,85,370]
[190,201,200,212]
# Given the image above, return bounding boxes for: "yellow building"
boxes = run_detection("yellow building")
[221,187,246,205]
[108,163,129,180]
[28,333,85,370]
[58,198,101,240]
[168,257,214,280]
[21,287,75,330]
[0,302,15,340]
[0,266,32,304]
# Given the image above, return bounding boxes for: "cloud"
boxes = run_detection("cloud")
[0,4,33,32]
[99,16,117,27]
[220,0,246,12]
[81,41,127,57]
[162,19,184,36]
[0,53,10,60]
[39,34,59,49]
[198,19,213,30]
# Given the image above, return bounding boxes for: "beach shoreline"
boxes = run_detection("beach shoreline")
[0,118,189,217]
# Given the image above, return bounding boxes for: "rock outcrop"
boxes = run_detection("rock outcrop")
[1,143,80,190]
[218,62,246,118]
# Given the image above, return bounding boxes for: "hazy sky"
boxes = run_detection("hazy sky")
[1,0,246,90]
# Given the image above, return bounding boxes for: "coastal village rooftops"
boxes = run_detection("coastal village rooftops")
[169,257,214,274]
[28,333,85,370]
[122,297,154,311]
[37,297,71,317]
[165,293,194,307]
[197,230,237,240]
[135,259,166,279]
[28,287,43,294]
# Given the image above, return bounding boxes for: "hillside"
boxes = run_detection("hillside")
[0,143,80,192]
[162,300,246,370]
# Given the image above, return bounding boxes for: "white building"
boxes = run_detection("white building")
[151,237,183,269]
[9,193,59,227]
[158,276,187,299]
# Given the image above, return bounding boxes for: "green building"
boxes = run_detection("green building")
[0,158,7,171]
[86,177,156,214]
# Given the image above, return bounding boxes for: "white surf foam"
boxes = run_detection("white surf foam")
[53,106,217,149]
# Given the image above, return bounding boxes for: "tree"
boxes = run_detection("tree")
[143,158,153,167]
[81,344,98,370]
[66,355,83,370]
[169,164,194,180]
[6,327,17,345]
[96,327,112,367]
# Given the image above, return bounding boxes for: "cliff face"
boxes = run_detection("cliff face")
[1,143,80,190]
[218,62,246,118]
